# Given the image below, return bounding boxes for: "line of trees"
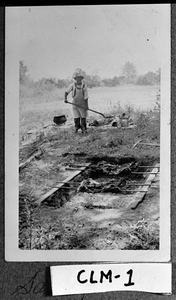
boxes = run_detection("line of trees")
[19,61,161,88]
[102,62,160,86]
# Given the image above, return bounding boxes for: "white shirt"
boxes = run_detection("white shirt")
[66,81,88,99]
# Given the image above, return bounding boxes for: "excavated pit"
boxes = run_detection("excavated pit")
[41,156,158,209]
[20,156,159,250]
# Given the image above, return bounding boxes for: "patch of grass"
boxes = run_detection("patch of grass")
[20,80,64,104]
[19,189,37,249]
[120,219,159,250]
[19,82,67,142]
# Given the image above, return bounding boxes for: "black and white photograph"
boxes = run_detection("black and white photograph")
[5,4,170,261]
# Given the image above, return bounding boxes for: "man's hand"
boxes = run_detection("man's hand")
[85,98,89,110]
[64,92,68,103]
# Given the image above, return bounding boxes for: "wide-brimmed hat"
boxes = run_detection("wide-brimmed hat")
[73,70,84,79]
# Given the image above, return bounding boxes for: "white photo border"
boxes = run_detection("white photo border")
[5,5,171,262]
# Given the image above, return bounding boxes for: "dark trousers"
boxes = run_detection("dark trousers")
[74,118,81,130]
[74,118,87,131]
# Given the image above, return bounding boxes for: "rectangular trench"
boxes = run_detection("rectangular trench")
[39,158,159,210]
[19,157,160,250]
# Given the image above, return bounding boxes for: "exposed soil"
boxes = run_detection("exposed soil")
[19,125,160,250]
[22,176,159,250]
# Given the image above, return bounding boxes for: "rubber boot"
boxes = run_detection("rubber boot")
[81,118,87,133]
[74,118,81,133]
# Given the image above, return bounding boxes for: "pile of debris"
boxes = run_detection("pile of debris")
[77,160,139,193]
[111,113,134,128]
[88,160,138,176]
[88,117,113,127]
[89,112,135,129]
[77,178,126,193]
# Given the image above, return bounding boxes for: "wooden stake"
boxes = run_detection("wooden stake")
[19,149,43,172]
[129,163,159,210]
[126,183,153,186]
[131,172,160,175]
[138,142,160,147]
[36,163,90,206]
[138,165,160,168]
[55,181,78,185]
[123,188,158,192]
[132,139,143,149]
[132,140,160,149]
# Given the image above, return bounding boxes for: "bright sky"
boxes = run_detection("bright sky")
[17,4,170,80]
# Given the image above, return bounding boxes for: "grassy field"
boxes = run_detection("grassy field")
[88,84,159,112]
[19,84,160,141]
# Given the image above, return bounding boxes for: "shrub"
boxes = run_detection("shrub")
[122,219,159,250]
[136,72,160,86]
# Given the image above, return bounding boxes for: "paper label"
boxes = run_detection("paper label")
[51,263,171,296]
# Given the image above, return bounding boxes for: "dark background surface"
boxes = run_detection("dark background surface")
[1,4,176,300]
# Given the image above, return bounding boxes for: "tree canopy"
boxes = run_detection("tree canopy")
[19,61,29,83]
[19,61,160,88]
[122,61,137,84]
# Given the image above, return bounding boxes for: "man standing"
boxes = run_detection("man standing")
[64,70,89,133]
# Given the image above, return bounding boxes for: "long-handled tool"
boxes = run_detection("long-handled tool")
[66,101,112,119]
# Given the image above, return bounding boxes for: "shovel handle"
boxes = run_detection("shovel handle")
[66,101,106,118]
